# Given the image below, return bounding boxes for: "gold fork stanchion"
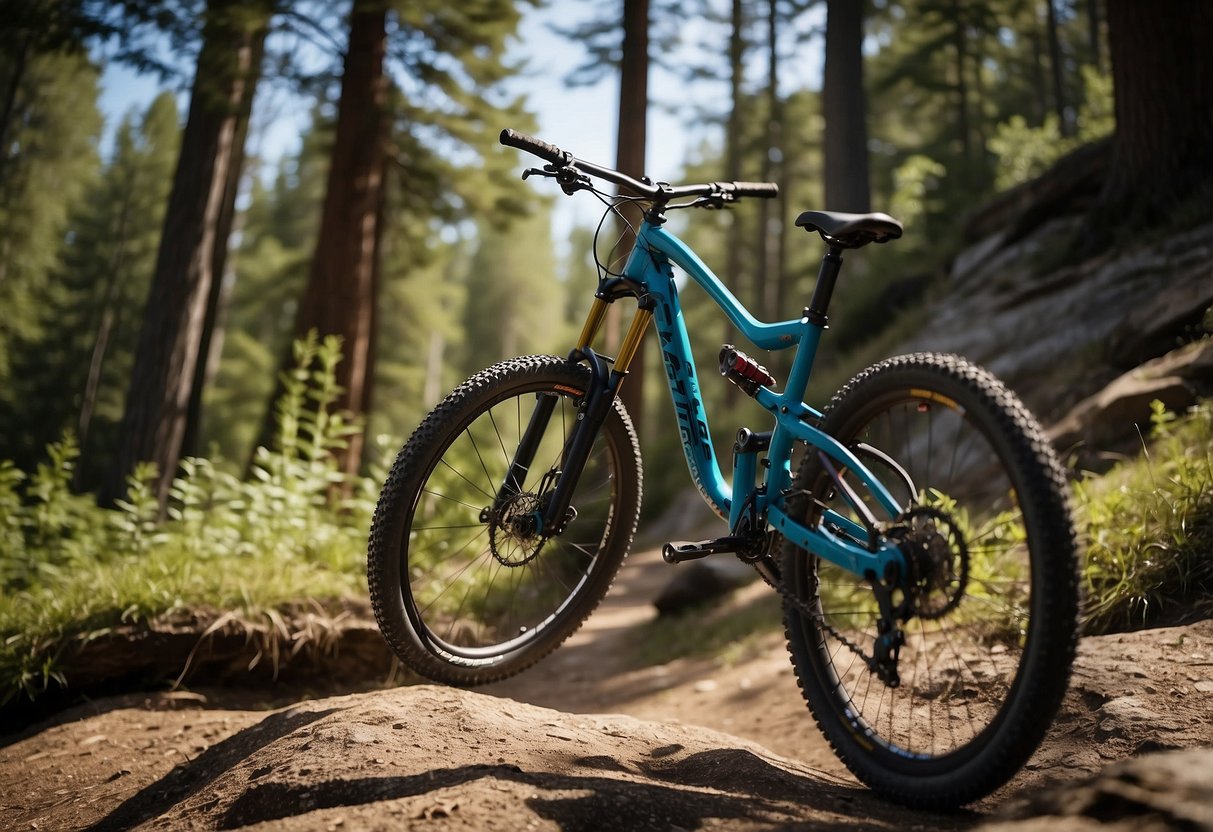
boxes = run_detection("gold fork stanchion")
[613,307,653,378]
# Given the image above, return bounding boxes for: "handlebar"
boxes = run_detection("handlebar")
[499,128,778,205]
[500,128,570,167]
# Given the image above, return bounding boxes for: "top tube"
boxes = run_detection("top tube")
[637,220,805,352]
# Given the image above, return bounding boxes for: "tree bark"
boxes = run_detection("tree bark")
[614,0,650,439]
[278,0,388,479]
[947,0,971,167]
[822,0,870,212]
[182,25,266,460]
[719,0,747,361]
[1094,0,1213,229]
[1087,0,1102,73]
[101,0,270,509]
[757,0,781,321]
[1030,21,1047,126]
[0,39,28,193]
[1045,0,1073,137]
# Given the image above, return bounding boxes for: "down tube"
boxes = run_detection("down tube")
[643,260,732,520]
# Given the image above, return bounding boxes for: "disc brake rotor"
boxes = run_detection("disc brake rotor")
[486,492,546,567]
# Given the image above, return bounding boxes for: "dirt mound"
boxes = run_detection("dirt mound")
[3,686,967,831]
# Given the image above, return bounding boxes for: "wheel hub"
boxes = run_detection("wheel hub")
[485,492,546,567]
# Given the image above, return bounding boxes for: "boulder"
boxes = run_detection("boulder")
[980,748,1213,832]
[1049,339,1213,467]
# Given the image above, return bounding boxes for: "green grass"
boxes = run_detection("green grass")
[1076,398,1213,633]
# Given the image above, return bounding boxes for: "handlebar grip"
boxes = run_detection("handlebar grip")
[500,128,569,165]
[728,181,779,199]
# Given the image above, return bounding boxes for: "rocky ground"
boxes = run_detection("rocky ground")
[3,547,1212,831]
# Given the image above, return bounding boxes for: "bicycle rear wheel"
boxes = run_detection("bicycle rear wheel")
[782,353,1079,808]
[369,355,642,685]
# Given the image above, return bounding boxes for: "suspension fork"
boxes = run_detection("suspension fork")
[491,298,613,509]
[492,299,651,534]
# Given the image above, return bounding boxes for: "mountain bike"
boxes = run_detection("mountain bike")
[368,128,1080,808]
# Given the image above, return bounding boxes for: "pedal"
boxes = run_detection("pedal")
[662,537,741,564]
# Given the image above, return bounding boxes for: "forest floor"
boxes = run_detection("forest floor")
[3,546,1213,831]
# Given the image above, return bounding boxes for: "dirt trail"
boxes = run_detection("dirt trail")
[484,548,846,775]
[2,546,1212,830]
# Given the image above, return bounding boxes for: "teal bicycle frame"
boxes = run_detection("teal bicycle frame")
[602,217,908,580]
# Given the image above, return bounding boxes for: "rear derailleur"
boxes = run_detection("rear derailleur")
[867,505,970,688]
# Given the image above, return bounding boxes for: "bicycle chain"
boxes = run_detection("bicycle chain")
[751,557,877,672]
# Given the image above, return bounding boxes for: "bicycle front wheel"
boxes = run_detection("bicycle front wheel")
[369,355,642,686]
[782,353,1079,808]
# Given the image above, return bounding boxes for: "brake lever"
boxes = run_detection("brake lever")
[522,165,591,196]
[687,193,728,211]
[522,166,557,181]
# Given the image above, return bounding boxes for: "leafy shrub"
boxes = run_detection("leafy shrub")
[0,333,391,704]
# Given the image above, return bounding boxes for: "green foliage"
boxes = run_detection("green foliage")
[990,68,1115,191]
[1077,399,1213,633]
[459,208,568,375]
[889,154,948,235]
[0,49,102,404]
[9,92,179,485]
[0,334,383,705]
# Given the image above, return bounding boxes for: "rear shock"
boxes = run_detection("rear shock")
[720,344,776,396]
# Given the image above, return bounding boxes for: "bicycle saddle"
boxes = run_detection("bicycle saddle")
[795,210,903,249]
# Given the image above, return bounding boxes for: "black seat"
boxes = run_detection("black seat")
[795,210,903,249]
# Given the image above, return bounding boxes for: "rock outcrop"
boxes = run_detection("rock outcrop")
[900,219,1213,423]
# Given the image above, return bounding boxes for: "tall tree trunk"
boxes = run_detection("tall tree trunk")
[615,0,650,439]
[0,39,28,192]
[822,0,870,212]
[956,7,971,161]
[100,0,270,509]
[1087,0,1102,73]
[278,0,388,479]
[1094,0,1213,228]
[721,0,747,357]
[1030,22,1047,126]
[182,25,266,459]
[757,0,781,321]
[77,182,137,480]
[1045,0,1073,137]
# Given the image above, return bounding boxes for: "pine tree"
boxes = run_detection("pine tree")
[460,208,564,375]
[261,0,537,477]
[1093,1,1213,230]
[0,53,101,478]
[102,0,273,509]
[26,94,179,487]
[0,50,102,411]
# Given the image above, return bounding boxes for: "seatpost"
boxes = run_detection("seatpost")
[805,246,844,327]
